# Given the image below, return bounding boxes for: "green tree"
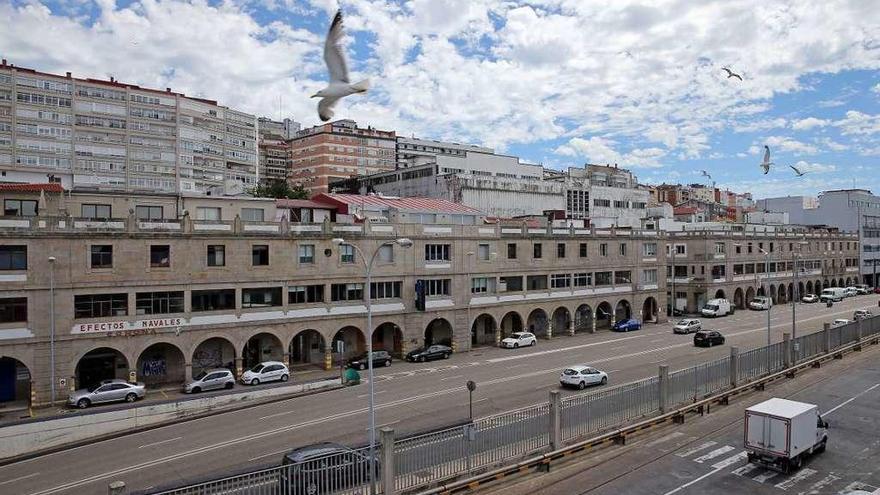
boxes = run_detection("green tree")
[250,179,309,200]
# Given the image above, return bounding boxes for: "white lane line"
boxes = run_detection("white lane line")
[732,463,760,477]
[775,467,817,490]
[0,473,40,486]
[357,390,387,398]
[710,451,747,470]
[662,458,730,494]
[486,334,646,363]
[137,437,182,449]
[440,374,463,381]
[248,448,290,462]
[645,431,685,448]
[752,469,781,484]
[823,383,880,416]
[693,445,736,463]
[675,441,717,458]
[797,473,840,495]
[370,420,400,430]
[607,369,621,373]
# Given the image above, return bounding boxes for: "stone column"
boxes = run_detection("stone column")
[283,352,292,369]
[729,346,739,388]
[549,390,561,450]
[823,322,831,353]
[324,346,333,371]
[184,362,193,382]
[546,319,553,340]
[658,365,670,413]
[234,357,243,379]
[591,312,597,334]
[380,427,396,495]
[568,319,575,337]
[783,333,791,368]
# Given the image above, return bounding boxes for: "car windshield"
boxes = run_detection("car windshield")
[676,320,690,325]
[249,364,265,373]
[194,371,208,380]
[563,369,580,375]
[705,305,718,310]
[510,333,525,339]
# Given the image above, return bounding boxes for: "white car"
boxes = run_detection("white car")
[500,332,537,349]
[560,365,608,390]
[831,319,850,328]
[853,309,873,320]
[240,361,290,385]
[801,294,819,303]
[673,319,702,334]
[844,287,858,297]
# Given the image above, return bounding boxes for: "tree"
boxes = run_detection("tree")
[250,179,309,200]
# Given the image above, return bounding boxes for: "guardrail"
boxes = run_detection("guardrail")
[146,316,880,495]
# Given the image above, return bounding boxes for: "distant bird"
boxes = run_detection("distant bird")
[760,145,773,174]
[789,164,808,177]
[722,67,743,81]
[700,170,712,180]
[312,10,370,122]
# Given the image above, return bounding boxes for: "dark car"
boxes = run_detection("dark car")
[612,318,642,332]
[406,344,452,362]
[347,350,392,370]
[280,443,377,495]
[694,330,725,347]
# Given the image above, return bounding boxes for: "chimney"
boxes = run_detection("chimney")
[110,76,115,83]
[1,59,6,66]
[166,87,171,92]
[66,72,71,78]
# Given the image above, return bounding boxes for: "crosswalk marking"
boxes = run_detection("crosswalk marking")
[645,431,685,447]
[711,451,748,469]
[694,446,736,463]
[676,441,717,458]
[752,469,781,484]
[775,468,817,490]
[732,463,760,477]
[798,473,840,495]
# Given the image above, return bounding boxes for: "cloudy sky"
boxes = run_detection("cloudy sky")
[2,0,879,198]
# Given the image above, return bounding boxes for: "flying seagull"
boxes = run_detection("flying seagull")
[312,10,370,122]
[722,67,743,81]
[700,170,712,180]
[760,145,773,174]
[789,164,807,177]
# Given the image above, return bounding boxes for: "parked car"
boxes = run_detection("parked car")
[701,298,733,317]
[406,345,452,362]
[559,365,608,390]
[801,294,819,303]
[67,379,146,409]
[240,361,290,385]
[694,330,725,347]
[844,287,858,297]
[183,368,235,393]
[612,318,642,332]
[280,443,378,495]
[673,318,702,334]
[831,318,850,328]
[749,296,772,310]
[347,350,392,370]
[854,309,873,320]
[501,332,537,348]
[874,287,880,295]
[855,284,871,295]
[821,287,846,302]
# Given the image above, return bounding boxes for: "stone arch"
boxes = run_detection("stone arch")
[815,280,823,292]
[289,329,325,368]
[596,301,613,330]
[614,299,632,321]
[806,281,813,295]
[192,336,236,377]
[242,332,285,371]
[642,297,659,323]
[788,283,795,302]
[778,284,787,304]
[574,304,593,333]
[332,326,366,363]
[373,322,403,358]
[846,277,852,286]
[500,311,524,339]
[425,318,454,346]
[75,347,130,390]
[527,308,549,338]
[799,282,806,298]
[0,356,31,405]
[769,284,777,303]
[471,313,497,347]
[713,289,726,300]
[551,307,572,336]
[748,286,758,300]
[734,287,745,309]
[136,342,186,387]
[757,286,765,297]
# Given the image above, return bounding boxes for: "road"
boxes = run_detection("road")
[1,296,875,495]
[484,324,880,495]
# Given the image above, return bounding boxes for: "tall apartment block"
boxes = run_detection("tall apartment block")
[257,117,299,183]
[0,60,258,194]
[289,119,396,193]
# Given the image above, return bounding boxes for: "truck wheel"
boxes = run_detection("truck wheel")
[816,439,827,453]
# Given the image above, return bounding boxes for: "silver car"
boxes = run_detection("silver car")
[183,368,235,393]
[68,379,146,408]
[673,319,701,334]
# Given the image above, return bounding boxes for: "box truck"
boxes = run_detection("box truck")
[744,398,828,473]
[820,287,845,303]
[701,298,733,317]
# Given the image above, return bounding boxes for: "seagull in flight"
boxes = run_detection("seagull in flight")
[722,67,743,81]
[789,164,808,177]
[700,170,712,180]
[312,10,370,122]
[760,145,773,174]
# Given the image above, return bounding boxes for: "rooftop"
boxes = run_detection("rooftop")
[314,193,484,215]
[0,183,65,193]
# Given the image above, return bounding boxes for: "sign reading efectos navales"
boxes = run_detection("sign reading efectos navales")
[71,317,184,334]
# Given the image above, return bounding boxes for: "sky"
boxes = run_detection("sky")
[1,0,879,199]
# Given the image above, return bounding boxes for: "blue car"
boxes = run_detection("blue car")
[612,318,641,332]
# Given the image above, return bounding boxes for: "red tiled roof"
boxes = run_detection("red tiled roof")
[313,193,484,215]
[275,199,337,210]
[673,206,699,215]
[0,183,64,193]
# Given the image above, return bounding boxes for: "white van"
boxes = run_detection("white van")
[701,298,733,317]
[820,287,845,303]
[749,296,772,311]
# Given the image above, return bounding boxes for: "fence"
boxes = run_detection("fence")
[151,316,880,495]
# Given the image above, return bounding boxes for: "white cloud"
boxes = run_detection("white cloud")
[734,118,787,133]
[554,137,665,168]
[834,111,880,136]
[791,117,830,131]
[872,83,880,94]
[817,137,849,151]
[790,160,837,173]
[763,136,819,155]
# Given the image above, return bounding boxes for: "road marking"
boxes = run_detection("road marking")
[248,448,290,462]
[824,383,880,416]
[797,473,840,495]
[710,451,747,469]
[675,441,717,458]
[137,437,181,449]
[440,374,463,381]
[662,456,730,494]
[775,467,817,490]
[694,445,735,463]
[731,463,760,477]
[370,420,400,430]
[486,334,647,363]
[645,431,685,448]
[752,469,780,484]
[357,390,387,398]
[0,473,40,486]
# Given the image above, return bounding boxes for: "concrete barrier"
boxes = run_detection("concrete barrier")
[0,378,340,460]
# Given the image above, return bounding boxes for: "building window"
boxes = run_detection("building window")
[747,242,753,254]
[769,242,774,253]
[478,243,490,261]
[643,243,657,257]
[712,265,726,279]
[136,291,184,315]
[579,243,588,258]
[241,208,264,222]
[733,264,744,275]
[331,283,364,301]
[192,289,236,312]
[557,243,566,258]
[501,276,523,291]
[4,199,38,217]
[735,244,742,254]
[507,243,517,259]
[574,272,592,287]
[675,244,686,255]
[0,297,27,323]
[619,243,627,256]
[90,245,113,268]
[615,270,632,284]
[339,244,355,263]
[289,284,324,304]
[425,244,451,262]
[74,293,128,318]
[0,245,27,270]
[599,243,608,257]
[471,277,495,294]
[196,207,221,221]
[424,279,451,296]
[252,245,269,266]
[207,245,225,267]
[150,245,170,268]
[642,269,657,284]
[377,245,394,262]
[242,287,282,308]
[551,273,571,289]
[526,275,548,290]
[299,244,315,264]
[370,281,402,299]
[595,271,612,286]
[81,204,111,219]
[533,243,543,259]
[135,205,163,220]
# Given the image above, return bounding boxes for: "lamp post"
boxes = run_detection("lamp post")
[331,237,413,495]
[759,248,771,349]
[791,241,809,342]
[466,251,474,347]
[48,256,57,405]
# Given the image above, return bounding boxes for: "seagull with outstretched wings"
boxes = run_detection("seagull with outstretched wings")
[311,10,370,122]
[789,164,807,177]
[700,170,712,180]
[722,67,743,81]
[760,145,773,174]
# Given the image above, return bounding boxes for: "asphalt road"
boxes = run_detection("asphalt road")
[1,296,876,495]
[484,325,880,495]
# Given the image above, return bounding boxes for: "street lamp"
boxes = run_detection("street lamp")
[759,248,771,349]
[48,256,56,405]
[331,236,413,495]
[466,252,474,347]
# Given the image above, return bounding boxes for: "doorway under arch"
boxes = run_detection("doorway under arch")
[242,333,284,371]
[734,288,745,309]
[137,343,186,387]
[76,347,128,390]
[289,330,325,368]
[746,286,756,302]
[527,309,549,338]
[551,307,572,335]
[500,311,523,339]
[425,318,454,347]
[642,297,659,323]
[574,304,593,333]
[471,313,497,347]
[192,337,236,377]
[373,323,403,358]
[614,300,632,321]
[713,289,726,300]
[0,357,30,405]
[332,326,365,363]
[596,301,613,330]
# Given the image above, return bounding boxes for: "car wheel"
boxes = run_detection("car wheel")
[514,343,519,348]
[600,376,607,385]
[251,378,260,386]
[125,393,137,403]
[224,382,233,389]
[192,386,201,394]
[77,398,90,409]
[578,381,586,390]
[530,340,536,347]
[419,356,426,363]
[360,363,367,370]
[384,359,391,367]
[281,374,289,382]
[443,353,450,359]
